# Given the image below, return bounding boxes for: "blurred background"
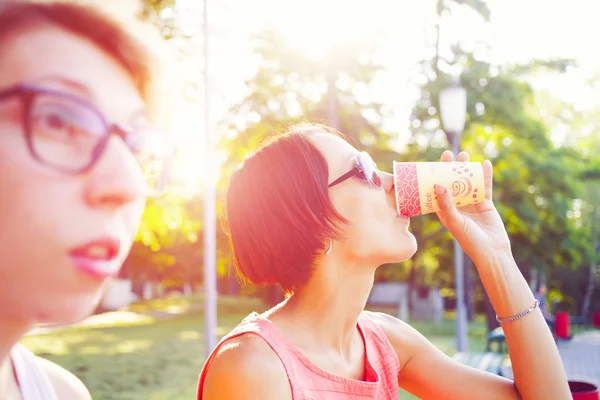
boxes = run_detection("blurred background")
[22,0,600,399]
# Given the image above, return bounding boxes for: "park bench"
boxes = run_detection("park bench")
[570,315,589,329]
[453,326,513,378]
[486,327,507,353]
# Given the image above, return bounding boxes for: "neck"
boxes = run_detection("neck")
[279,254,376,356]
[0,316,31,395]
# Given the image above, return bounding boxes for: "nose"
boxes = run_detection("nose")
[380,171,399,213]
[380,171,395,193]
[84,136,146,208]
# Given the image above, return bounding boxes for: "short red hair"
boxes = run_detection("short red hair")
[0,1,156,108]
[226,124,349,294]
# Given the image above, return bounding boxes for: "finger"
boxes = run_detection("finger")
[457,152,470,162]
[434,184,466,233]
[483,159,493,200]
[440,150,453,162]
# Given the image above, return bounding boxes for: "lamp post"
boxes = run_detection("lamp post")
[202,0,218,356]
[439,85,468,352]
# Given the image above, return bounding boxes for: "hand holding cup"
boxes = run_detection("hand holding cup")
[394,151,512,265]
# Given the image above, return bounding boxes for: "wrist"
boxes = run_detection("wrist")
[473,249,515,271]
[476,251,536,317]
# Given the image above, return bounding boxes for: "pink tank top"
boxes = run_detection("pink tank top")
[197,311,401,399]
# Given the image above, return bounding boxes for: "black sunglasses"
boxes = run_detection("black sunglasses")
[328,152,382,189]
[0,84,172,196]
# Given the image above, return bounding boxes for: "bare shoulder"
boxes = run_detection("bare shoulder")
[202,333,292,400]
[363,310,421,342]
[363,311,435,367]
[36,357,91,400]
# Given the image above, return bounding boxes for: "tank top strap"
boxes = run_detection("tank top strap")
[10,344,57,400]
[197,312,299,399]
[357,312,401,385]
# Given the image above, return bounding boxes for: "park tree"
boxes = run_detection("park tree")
[410,0,594,328]
[531,74,600,315]
[134,0,599,320]
[116,0,206,293]
[412,55,591,326]
[216,26,398,302]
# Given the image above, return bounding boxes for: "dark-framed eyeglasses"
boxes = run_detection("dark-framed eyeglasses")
[0,84,172,197]
[328,151,382,189]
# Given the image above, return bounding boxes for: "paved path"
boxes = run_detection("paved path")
[557,331,600,386]
[499,330,600,386]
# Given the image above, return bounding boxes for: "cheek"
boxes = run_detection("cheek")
[338,189,389,222]
[124,199,146,245]
[0,134,50,232]
[332,190,386,246]
[0,139,69,259]
[0,141,70,317]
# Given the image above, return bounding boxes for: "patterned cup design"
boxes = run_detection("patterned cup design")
[393,161,484,217]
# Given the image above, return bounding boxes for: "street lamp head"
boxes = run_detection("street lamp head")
[439,85,467,137]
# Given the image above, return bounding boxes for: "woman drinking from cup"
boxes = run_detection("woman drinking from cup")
[199,124,570,399]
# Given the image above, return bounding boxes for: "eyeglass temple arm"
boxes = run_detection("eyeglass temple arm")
[328,166,363,188]
[0,87,21,101]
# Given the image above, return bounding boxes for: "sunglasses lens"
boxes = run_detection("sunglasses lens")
[359,153,382,189]
[371,168,382,188]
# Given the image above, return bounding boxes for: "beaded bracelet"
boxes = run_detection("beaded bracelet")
[496,300,541,324]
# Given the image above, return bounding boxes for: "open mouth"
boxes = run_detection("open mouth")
[69,238,121,279]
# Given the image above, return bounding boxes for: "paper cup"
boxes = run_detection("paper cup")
[393,162,485,217]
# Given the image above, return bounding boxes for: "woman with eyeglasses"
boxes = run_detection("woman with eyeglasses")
[0,2,170,399]
[199,124,570,399]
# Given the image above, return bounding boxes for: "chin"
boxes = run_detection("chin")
[393,232,418,262]
[36,292,103,325]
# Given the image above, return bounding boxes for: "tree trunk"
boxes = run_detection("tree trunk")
[582,205,600,316]
[465,256,475,321]
[408,263,417,314]
[434,0,444,76]
[529,267,538,293]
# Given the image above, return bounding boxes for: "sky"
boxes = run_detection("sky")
[193,0,599,113]
[101,0,600,190]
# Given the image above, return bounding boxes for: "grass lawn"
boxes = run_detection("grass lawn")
[21,295,489,400]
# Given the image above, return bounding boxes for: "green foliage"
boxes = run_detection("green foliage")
[138,0,182,40]
[450,0,491,21]
[134,0,598,311]
[126,194,203,284]
[406,0,599,314]
[127,1,209,287]
[220,27,387,151]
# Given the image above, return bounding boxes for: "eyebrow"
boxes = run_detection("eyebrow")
[30,75,148,123]
[32,75,93,98]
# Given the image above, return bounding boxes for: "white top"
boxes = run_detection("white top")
[10,344,57,400]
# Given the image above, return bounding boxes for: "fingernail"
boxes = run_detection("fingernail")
[434,184,446,195]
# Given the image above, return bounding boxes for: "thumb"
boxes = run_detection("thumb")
[434,184,464,233]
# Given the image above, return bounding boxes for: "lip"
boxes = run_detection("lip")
[68,238,121,280]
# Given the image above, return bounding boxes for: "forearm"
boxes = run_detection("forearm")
[476,251,570,400]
